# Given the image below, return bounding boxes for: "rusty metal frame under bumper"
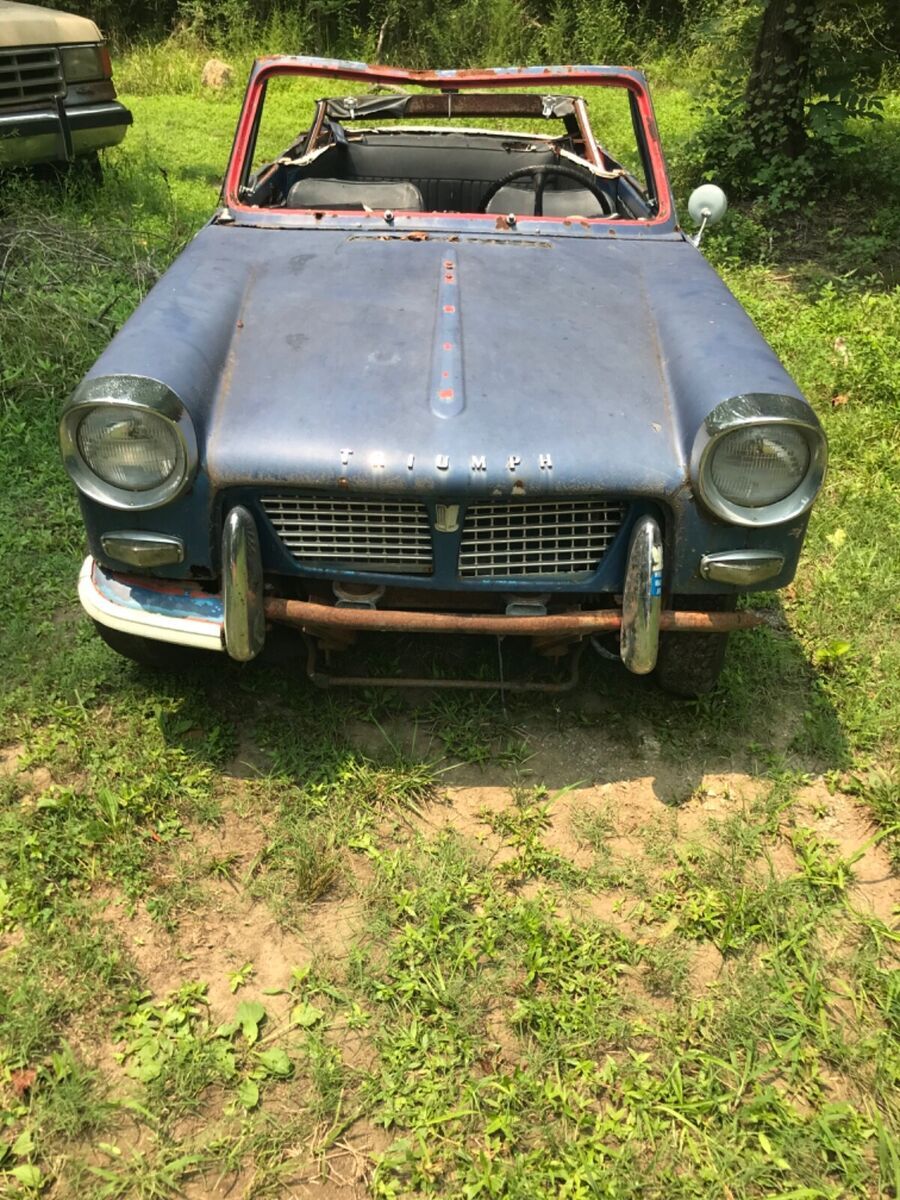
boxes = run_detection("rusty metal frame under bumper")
[265,597,762,637]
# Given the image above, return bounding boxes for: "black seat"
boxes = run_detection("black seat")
[485,184,606,218]
[285,178,424,211]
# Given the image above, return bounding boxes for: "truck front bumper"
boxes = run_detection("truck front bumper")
[0,99,131,166]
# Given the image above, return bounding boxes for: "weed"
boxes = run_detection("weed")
[0,35,897,1200]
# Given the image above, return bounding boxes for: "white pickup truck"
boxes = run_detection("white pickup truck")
[0,1,130,168]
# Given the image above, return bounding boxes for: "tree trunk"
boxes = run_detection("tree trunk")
[744,0,817,160]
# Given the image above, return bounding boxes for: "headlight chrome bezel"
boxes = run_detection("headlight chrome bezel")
[60,376,198,511]
[693,394,827,528]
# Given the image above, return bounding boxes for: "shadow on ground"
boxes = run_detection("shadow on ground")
[149,616,849,804]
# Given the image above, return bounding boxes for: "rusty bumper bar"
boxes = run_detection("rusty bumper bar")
[264,597,763,636]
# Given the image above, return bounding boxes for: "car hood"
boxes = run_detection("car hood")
[0,1,101,46]
[92,224,802,500]
[206,230,689,498]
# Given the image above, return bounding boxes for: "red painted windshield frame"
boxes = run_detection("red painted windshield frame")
[223,58,674,227]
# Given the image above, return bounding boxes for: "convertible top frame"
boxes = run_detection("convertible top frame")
[222,57,676,233]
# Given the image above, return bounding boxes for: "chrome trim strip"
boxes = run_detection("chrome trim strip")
[222,506,266,662]
[620,514,662,674]
[700,549,784,585]
[100,532,185,567]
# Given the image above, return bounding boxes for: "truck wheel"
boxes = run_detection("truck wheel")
[653,597,735,698]
[92,621,210,670]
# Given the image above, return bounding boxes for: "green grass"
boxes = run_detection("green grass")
[0,41,898,1200]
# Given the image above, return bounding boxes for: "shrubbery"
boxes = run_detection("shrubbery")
[45,0,897,204]
[684,0,890,210]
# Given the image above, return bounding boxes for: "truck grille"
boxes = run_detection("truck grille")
[0,47,64,107]
[459,499,625,578]
[261,496,433,574]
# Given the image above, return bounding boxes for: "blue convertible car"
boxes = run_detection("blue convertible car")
[60,58,827,695]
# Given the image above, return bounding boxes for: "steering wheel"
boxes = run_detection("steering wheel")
[478,163,615,216]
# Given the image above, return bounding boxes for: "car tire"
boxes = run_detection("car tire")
[77,151,104,184]
[653,596,735,698]
[92,620,211,670]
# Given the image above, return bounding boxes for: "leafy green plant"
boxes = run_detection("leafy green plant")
[0,35,899,1199]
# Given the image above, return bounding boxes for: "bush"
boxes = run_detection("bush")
[681,0,889,208]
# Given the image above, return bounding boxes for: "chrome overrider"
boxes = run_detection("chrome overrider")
[620,515,663,674]
[222,506,266,661]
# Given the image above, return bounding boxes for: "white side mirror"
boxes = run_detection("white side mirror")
[687,184,727,246]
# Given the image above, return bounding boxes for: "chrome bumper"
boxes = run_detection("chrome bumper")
[79,557,225,653]
[82,510,744,673]
[0,99,131,166]
[79,505,267,659]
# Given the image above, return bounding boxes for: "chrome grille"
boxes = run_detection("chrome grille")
[0,47,64,107]
[262,496,433,574]
[459,499,625,578]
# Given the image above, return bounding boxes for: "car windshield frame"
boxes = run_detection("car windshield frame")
[222,57,676,234]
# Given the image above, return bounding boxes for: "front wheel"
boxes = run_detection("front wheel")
[92,621,211,671]
[653,597,735,698]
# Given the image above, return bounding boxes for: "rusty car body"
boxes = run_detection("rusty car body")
[60,57,827,695]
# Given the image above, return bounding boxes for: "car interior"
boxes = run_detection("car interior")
[242,91,655,219]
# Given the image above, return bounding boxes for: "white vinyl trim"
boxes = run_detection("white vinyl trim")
[78,556,225,652]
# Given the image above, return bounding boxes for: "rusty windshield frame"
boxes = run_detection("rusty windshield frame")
[221,58,677,235]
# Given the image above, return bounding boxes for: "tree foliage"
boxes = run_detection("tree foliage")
[43,0,897,201]
[688,0,893,205]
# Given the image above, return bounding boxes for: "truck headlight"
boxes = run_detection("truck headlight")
[61,43,110,83]
[60,377,197,510]
[693,394,826,527]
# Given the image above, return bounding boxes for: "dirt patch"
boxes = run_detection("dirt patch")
[795,781,900,926]
[540,787,614,869]
[422,785,507,838]
[345,714,442,764]
[0,743,24,775]
[589,779,671,835]
[574,889,643,935]
[222,729,273,780]
[191,797,269,874]
[183,1168,255,1200]
[676,773,767,841]
[482,1003,522,1069]
[99,884,314,1021]
[302,894,366,963]
[422,773,783,885]
[416,785,515,866]
[690,942,726,991]
[0,926,25,956]
[0,743,54,795]
[331,1025,379,1074]
[288,1118,392,1198]
[758,839,800,881]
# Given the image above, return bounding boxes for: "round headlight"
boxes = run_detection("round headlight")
[692,394,827,528]
[60,377,198,511]
[708,423,811,508]
[76,405,181,491]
